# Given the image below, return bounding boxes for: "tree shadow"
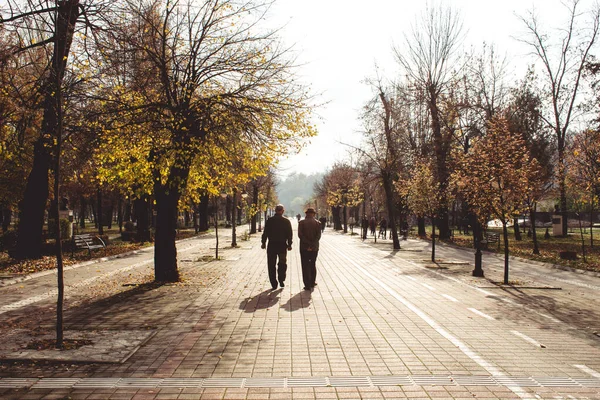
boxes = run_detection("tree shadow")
[239,289,282,313]
[281,290,312,312]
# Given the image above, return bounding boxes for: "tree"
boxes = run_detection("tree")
[317,163,361,233]
[398,160,443,262]
[568,129,600,248]
[357,77,408,249]
[454,117,541,284]
[518,0,600,236]
[394,3,464,240]
[506,68,555,254]
[95,0,314,282]
[2,0,84,260]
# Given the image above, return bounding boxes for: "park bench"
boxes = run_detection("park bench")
[481,232,500,250]
[71,234,106,257]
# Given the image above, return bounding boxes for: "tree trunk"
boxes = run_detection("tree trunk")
[96,187,103,235]
[154,186,180,282]
[513,218,522,241]
[343,205,347,234]
[134,196,151,243]
[428,86,451,240]
[558,142,568,236]
[1,207,10,232]
[91,201,97,226]
[14,141,51,259]
[382,172,400,250]
[79,195,86,229]
[199,194,209,232]
[417,216,426,237]
[531,203,540,255]
[124,197,132,222]
[502,222,510,285]
[184,209,190,227]
[14,0,80,261]
[225,196,232,226]
[332,206,342,230]
[117,196,123,233]
[431,217,436,262]
[590,195,595,248]
[250,183,258,234]
[231,191,237,247]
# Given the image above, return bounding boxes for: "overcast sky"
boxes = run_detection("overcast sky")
[267,0,581,179]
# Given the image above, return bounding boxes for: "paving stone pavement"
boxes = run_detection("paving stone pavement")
[0,222,599,399]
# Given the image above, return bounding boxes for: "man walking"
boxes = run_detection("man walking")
[298,207,322,291]
[261,204,293,290]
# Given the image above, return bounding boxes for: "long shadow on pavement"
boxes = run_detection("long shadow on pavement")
[281,290,312,312]
[239,289,282,312]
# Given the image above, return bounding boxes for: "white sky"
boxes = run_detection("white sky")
[268,0,580,178]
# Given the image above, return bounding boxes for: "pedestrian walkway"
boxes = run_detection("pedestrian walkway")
[0,225,599,399]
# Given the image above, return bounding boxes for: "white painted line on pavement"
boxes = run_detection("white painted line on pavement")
[511,331,546,348]
[422,283,436,291]
[441,294,459,302]
[406,276,417,281]
[574,364,600,379]
[468,308,495,320]
[333,248,535,399]
[398,258,565,325]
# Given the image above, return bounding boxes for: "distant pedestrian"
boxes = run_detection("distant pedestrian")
[378,218,387,239]
[319,216,327,232]
[261,204,293,290]
[296,213,301,222]
[361,215,368,240]
[298,207,322,291]
[369,216,376,236]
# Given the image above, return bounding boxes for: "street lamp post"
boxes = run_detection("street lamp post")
[241,192,249,235]
[370,198,376,244]
[215,192,228,260]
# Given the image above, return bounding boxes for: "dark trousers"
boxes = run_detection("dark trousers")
[300,249,318,288]
[267,250,287,287]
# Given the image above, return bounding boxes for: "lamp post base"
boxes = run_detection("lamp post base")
[472,248,484,277]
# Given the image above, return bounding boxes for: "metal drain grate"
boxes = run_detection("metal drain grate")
[117,378,162,388]
[370,376,412,386]
[328,376,371,387]
[493,377,539,387]
[159,378,204,388]
[411,375,454,386]
[0,375,598,389]
[245,378,285,388]
[451,375,496,386]
[287,377,328,387]
[201,377,244,388]
[0,378,37,388]
[34,378,81,389]
[575,378,600,387]
[73,378,121,389]
[534,377,580,387]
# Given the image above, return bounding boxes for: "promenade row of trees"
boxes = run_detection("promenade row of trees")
[313,1,600,283]
[0,0,315,281]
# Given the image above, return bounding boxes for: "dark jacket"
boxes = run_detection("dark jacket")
[261,214,293,252]
[298,216,322,251]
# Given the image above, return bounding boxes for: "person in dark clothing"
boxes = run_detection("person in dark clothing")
[361,215,368,240]
[261,204,293,290]
[378,217,387,239]
[369,216,376,236]
[298,207,322,291]
[319,216,327,232]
